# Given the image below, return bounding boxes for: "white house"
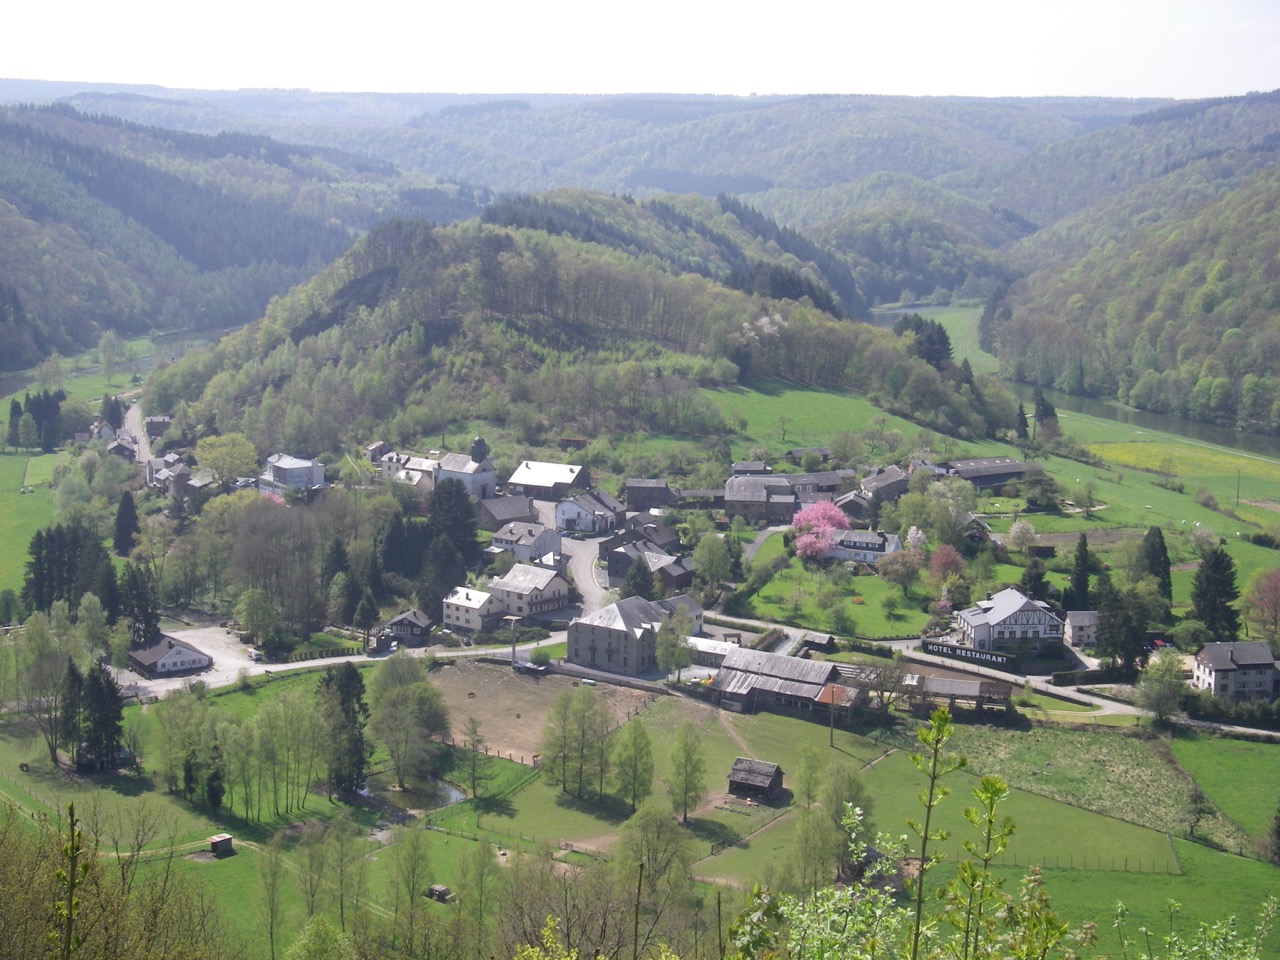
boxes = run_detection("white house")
[489,522,562,564]
[556,490,624,534]
[1064,611,1099,648]
[259,454,325,498]
[487,564,571,617]
[955,587,1064,654]
[1192,642,1279,700]
[828,530,902,564]
[442,587,499,633]
[128,635,212,677]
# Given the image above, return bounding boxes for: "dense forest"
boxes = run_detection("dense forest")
[145,204,1018,463]
[0,104,487,369]
[5,84,1280,431]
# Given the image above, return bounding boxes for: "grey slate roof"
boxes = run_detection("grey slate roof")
[710,647,840,700]
[728,757,784,787]
[1196,641,1277,672]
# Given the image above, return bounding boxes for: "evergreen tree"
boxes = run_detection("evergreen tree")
[667,720,706,823]
[1140,525,1173,602]
[1015,402,1029,440]
[113,491,140,556]
[416,534,467,621]
[318,663,370,794]
[1191,547,1241,643]
[82,663,124,769]
[1068,532,1090,609]
[612,721,655,813]
[1271,802,1280,866]
[620,556,659,601]
[7,398,20,448]
[378,509,411,577]
[425,478,480,567]
[1017,558,1050,602]
[59,659,85,755]
[320,535,350,587]
[119,562,159,648]
[1095,572,1147,672]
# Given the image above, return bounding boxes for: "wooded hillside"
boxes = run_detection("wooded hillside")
[0,104,486,369]
[146,203,1018,459]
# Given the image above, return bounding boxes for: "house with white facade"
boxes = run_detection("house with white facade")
[259,454,325,498]
[489,522,561,564]
[828,530,902,565]
[1064,611,1100,648]
[128,635,212,677]
[487,563,571,617]
[1192,642,1279,700]
[442,587,499,633]
[955,587,1064,654]
[556,489,625,534]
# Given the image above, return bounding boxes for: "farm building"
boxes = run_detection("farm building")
[708,648,842,713]
[727,758,784,800]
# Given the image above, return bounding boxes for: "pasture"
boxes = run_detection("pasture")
[2,660,1279,959]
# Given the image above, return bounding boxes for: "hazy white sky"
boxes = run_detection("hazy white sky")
[11,0,1280,100]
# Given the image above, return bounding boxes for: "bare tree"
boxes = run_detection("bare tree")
[259,831,286,960]
[393,825,432,953]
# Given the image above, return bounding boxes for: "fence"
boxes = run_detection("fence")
[698,803,791,861]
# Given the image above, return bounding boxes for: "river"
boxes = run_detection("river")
[1009,383,1280,461]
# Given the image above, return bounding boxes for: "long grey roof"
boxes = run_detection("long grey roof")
[710,648,840,700]
[1196,641,1277,671]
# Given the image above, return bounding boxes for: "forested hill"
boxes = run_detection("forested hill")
[0,104,487,369]
[986,160,1280,431]
[146,205,1018,462]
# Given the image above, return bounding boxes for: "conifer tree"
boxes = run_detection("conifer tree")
[1069,532,1089,609]
[1191,547,1241,643]
[1141,525,1173,601]
[113,491,140,556]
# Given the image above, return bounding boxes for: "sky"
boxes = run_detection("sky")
[9,0,1280,100]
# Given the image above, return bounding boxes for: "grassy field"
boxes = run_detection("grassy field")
[913,305,1000,376]
[4,665,1280,959]
[1168,732,1280,842]
[0,453,56,596]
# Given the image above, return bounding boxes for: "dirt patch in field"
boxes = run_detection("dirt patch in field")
[1032,527,1135,547]
[1244,499,1280,513]
[429,661,657,762]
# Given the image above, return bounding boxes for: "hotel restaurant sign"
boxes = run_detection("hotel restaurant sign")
[921,640,1017,670]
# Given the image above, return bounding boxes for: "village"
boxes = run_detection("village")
[105,413,1278,739]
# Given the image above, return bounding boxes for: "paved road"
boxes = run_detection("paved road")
[123,402,153,463]
[532,499,608,615]
[113,624,568,701]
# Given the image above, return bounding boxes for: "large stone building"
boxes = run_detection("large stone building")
[567,595,702,676]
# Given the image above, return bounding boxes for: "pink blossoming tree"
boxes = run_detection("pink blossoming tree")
[792,500,851,560]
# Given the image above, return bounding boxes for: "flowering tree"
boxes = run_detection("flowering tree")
[792,501,850,561]
[906,525,927,552]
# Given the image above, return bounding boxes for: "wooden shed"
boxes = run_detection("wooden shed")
[727,757,784,801]
[207,833,234,855]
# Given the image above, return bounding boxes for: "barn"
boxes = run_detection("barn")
[727,758,785,800]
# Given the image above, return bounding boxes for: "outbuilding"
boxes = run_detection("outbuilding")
[727,758,784,800]
[207,833,234,856]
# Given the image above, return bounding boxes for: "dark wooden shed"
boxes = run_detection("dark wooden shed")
[727,757,784,801]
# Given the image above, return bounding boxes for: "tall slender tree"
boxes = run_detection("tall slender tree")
[1140,526,1173,602]
[667,720,706,823]
[1068,532,1090,609]
[113,492,140,557]
[1191,547,1241,643]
